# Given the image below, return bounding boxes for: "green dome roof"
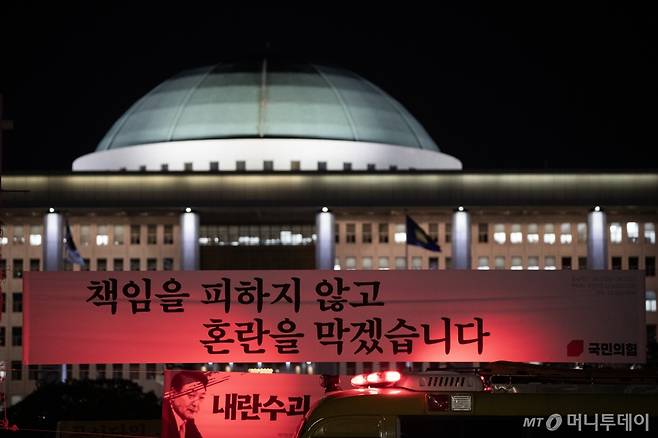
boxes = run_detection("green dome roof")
[97,61,440,152]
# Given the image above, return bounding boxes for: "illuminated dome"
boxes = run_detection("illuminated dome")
[73,61,461,171]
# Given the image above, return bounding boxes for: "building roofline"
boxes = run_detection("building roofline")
[3,172,657,210]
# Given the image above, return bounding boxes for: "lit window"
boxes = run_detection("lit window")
[511,256,523,270]
[12,226,25,245]
[577,223,587,243]
[345,257,356,270]
[378,257,389,270]
[0,225,7,245]
[333,257,341,270]
[646,291,657,312]
[113,225,124,245]
[280,230,292,245]
[495,256,505,270]
[394,224,406,243]
[411,257,422,270]
[543,224,555,245]
[610,223,622,244]
[645,223,656,244]
[29,225,42,246]
[493,224,506,244]
[626,222,639,243]
[560,223,572,244]
[544,256,556,270]
[362,257,373,270]
[527,223,539,244]
[510,224,522,244]
[527,256,539,270]
[80,225,90,246]
[395,257,407,270]
[96,225,109,246]
[477,256,489,270]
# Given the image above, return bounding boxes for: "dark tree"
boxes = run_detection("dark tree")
[5,379,161,437]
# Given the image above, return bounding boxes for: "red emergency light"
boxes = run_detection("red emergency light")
[351,371,401,387]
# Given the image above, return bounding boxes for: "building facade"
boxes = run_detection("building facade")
[1,62,657,405]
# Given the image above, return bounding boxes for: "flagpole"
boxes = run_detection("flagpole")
[404,211,409,270]
[405,235,409,270]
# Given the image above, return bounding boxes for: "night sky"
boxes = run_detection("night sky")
[1,3,655,172]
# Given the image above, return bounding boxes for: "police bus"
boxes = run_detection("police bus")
[294,363,658,437]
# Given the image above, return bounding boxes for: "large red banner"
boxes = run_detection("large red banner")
[23,270,645,364]
[161,371,325,438]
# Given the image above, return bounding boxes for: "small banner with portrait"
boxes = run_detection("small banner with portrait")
[162,370,325,438]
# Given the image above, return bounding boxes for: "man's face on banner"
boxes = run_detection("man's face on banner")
[172,380,207,421]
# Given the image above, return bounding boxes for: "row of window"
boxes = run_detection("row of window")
[4,362,159,381]
[0,326,22,346]
[4,222,655,247]
[145,160,396,172]
[0,224,175,246]
[335,255,656,274]
[199,225,314,246]
[337,222,658,245]
[0,257,175,278]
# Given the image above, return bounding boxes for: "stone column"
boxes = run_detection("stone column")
[315,208,337,376]
[587,207,608,269]
[43,211,63,272]
[180,210,200,271]
[315,208,335,270]
[451,207,471,269]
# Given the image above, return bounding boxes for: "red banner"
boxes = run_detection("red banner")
[23,270,645,364]
[162,371,324,438]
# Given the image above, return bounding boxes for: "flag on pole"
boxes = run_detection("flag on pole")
[406,215,441,252]
[64,221,85,267]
